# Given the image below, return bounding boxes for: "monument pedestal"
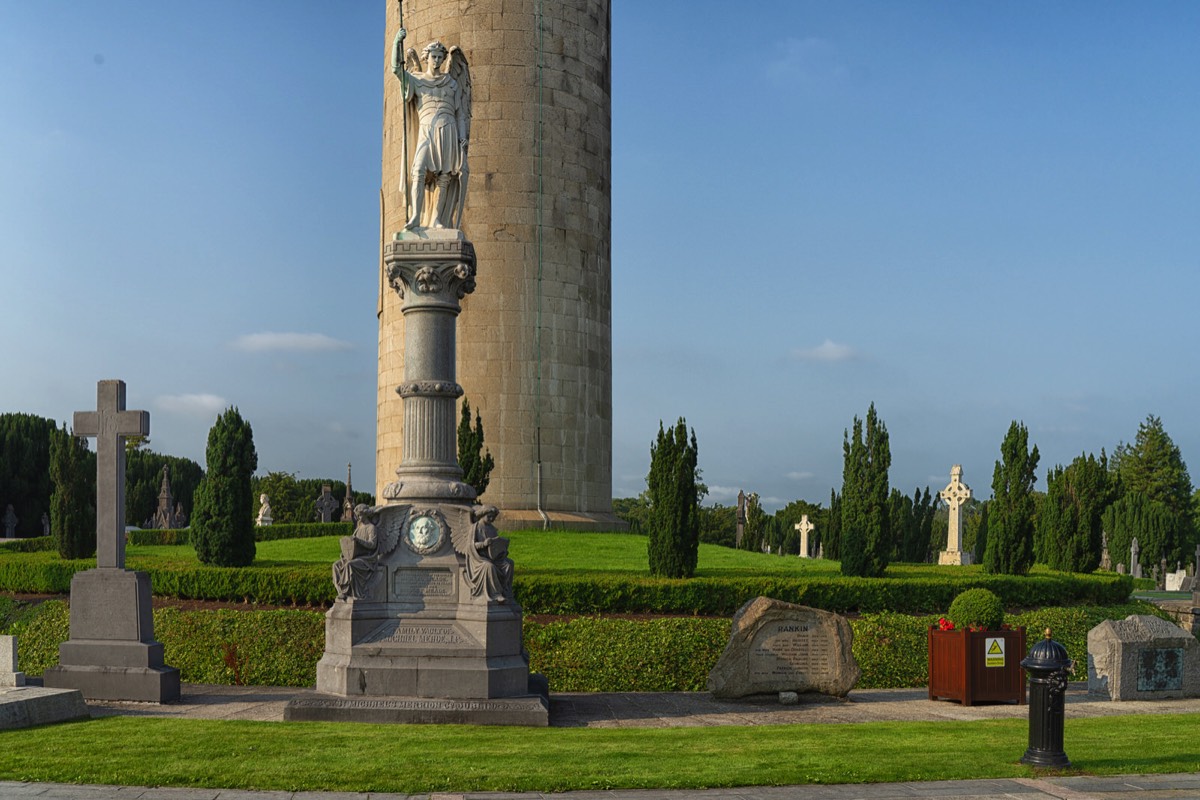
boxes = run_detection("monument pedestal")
[43,568,180,702]
[286,234,547,726]
[938,550,973,566]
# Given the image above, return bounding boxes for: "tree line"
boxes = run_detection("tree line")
[629,408,1197,579]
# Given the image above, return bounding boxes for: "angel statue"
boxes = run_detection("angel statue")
[392,26,472,231]
[454,504,514,603]
[333,505,384,600]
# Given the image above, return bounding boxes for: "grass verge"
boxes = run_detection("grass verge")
[1,715,1198,793]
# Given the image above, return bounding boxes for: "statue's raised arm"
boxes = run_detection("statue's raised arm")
[395,38,472,231]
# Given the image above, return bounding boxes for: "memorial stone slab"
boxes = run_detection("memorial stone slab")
[707,596,860,698]
[1087,614,1200,700]
[0,635,90,730]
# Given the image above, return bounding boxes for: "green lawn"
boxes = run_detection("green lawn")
[1,714,1197,793]
[123,532,983,578]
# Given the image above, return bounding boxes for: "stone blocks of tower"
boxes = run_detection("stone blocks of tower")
[377,0,621,530]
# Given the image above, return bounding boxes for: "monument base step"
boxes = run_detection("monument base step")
[43,664,180,703]
[938,550,973,566]
[492,508,629,533]
[284,674,549,726]
[0,686,91,730]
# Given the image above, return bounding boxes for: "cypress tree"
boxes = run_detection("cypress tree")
[984,421,1039,575]
[840,403,891,577]
[191,408,258,567]
[646,418,700,578]
[1037,452,1110,573]
[457,399,495,498]
[49,424,96,559]
[825,488,841,560]
[1103,491,1176,575]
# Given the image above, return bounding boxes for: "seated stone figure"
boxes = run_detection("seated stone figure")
[333,505,382,600]
[463,505,513,603]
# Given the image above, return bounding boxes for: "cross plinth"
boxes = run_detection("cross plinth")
[795,515,815,558]
[73,380,149,569]
[937,464,973,566]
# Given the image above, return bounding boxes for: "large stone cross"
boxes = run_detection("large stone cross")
[73,380,149,569]
[795,515,815,558]
[315,485,339,523]
[939,465,972,556]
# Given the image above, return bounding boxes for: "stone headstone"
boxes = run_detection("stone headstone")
[937,465,973,565]
[707,596,860,699]
[42,380,180,703]
[1131,538,1142,579]
[735,490,747,549]
[40,512,49,537]
[795,515,814,559]
[1166,570,1188,592]
[1181,576,1195,593]
[2,505,16,538]
[315,484,339,523]
[1088,615,1200,700]
[1,635,25,688]
[1117,562,1126,575]
[1099,531,1112,571]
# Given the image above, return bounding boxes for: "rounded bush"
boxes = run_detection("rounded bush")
[947,588,1004,631]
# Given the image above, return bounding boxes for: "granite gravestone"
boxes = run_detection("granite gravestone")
[938,465,972,565]
[795,515,814,559]
[315,484,339,523]
[2,505,16,538]
[1087,615,1200,701]
[42,380,180,702]
[1,636,23,688]
[707,597,860,699]
[1131,538,1143,578]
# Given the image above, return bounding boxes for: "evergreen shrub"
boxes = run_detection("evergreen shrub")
[947,588,1004,631]
[126,522,352,546]
[0,536,56,553]
[2,600,1165,689]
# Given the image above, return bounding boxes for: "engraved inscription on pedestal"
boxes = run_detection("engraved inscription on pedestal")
[1137,648,1183,692]
[749,623,834,682]
[393,567,456,601]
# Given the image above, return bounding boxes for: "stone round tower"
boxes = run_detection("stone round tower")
[377,0,621,530]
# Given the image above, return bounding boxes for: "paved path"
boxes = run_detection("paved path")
[3,774,1200,799]
[10,684,1200,799]
[84,683,1200,727]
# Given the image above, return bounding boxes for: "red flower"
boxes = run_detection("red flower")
[937,617,955,631]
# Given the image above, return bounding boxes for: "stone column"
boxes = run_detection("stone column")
[382,235,477,503]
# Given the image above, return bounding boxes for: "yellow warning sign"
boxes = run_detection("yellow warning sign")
[985,637,1005,667]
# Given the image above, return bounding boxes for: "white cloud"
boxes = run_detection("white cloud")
[231,332,353,353]
[706,485,741,502]
[156,393,227,416]
[786,471,815,481]
[792,339,859,362]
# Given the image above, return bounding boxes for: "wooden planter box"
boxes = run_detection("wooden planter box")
[928,626,1027,706]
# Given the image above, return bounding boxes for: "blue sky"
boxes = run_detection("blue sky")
[2,3,1198,513]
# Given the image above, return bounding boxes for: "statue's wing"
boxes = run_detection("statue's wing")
[376,507,407,557]
[447,505,476,557]
[447,46,472,141]
[404,48,422,75]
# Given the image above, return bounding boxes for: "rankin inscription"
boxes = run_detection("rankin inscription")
[749,622,834,682]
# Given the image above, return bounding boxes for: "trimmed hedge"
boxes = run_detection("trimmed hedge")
[126,522,353,547]
[0,551,1132,612]
[0,536,56,553]
[1,600,1167,691]
[513,572,1132,616]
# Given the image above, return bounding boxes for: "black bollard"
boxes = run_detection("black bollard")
[1020,628,1073,768]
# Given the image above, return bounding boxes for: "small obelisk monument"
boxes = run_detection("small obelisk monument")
[286,16,546,725]
[938,465,973,566]
[43,380,180,702]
